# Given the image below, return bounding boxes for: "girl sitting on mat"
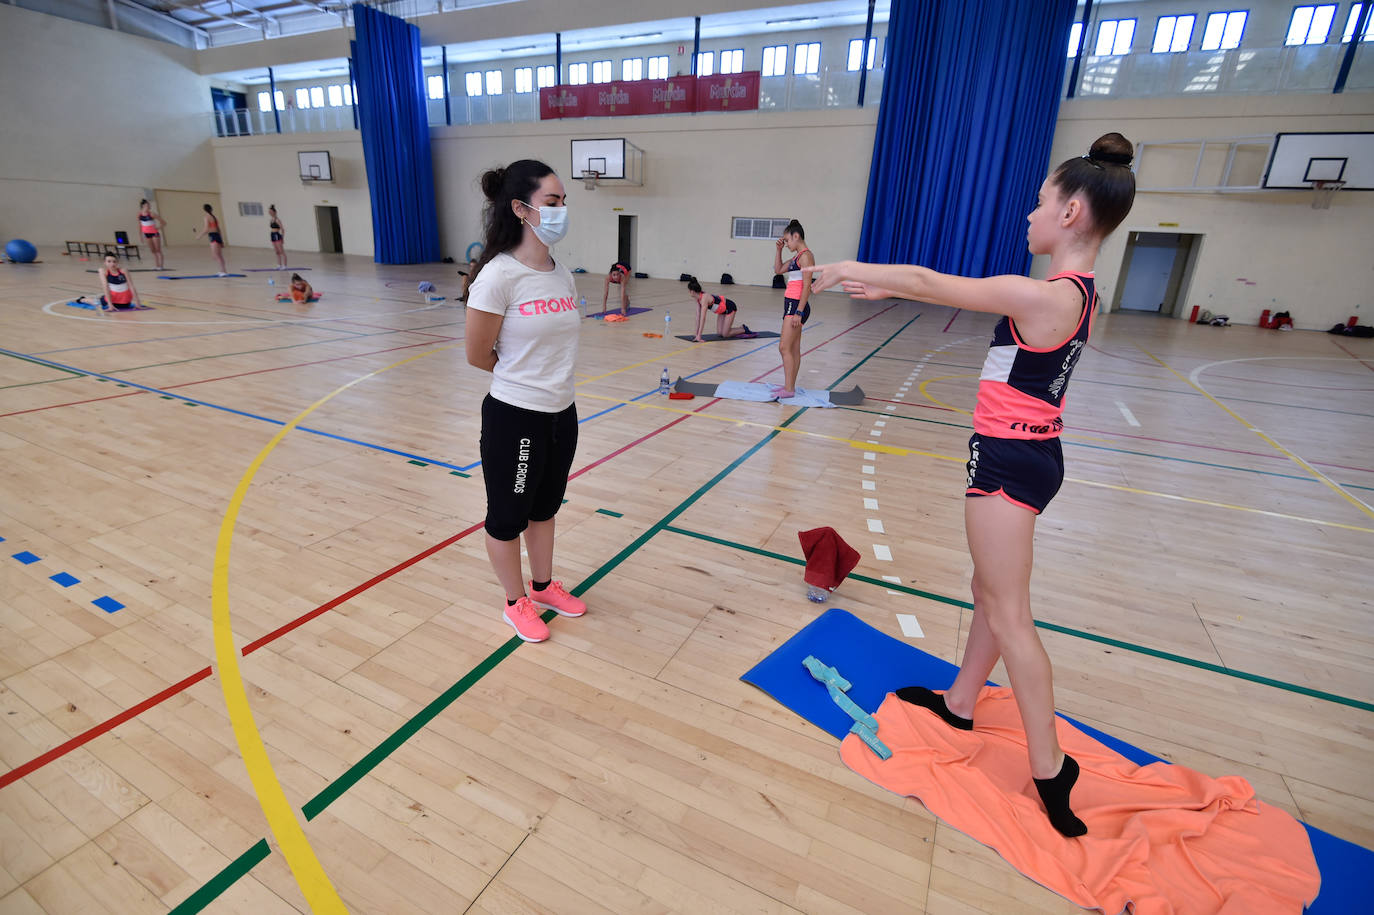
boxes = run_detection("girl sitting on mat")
[193,203,230,276]
[268,205,287,269]
[463,159,586,644]
[601,261,631,316]
[137,198,166,269]
[688,277,752,342]
[276,273,317,303]
[806,132,1137,838]
[98,251,141,311]
[771,220,813,398]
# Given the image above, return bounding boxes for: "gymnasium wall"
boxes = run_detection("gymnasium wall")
[0,4,219,248]
[209,133,374,257]
[1041,92,1374,329]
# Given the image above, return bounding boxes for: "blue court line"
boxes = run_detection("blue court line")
[12,551,40,565]
[0,346,474,473]
[456,325,822,472]
[92,596,124,613]
[31,322,368,356]
[50,572,79,587]
[4,538,121,610]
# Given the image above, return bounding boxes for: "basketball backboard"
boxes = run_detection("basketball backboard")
[570,138,643,186]
[1262,132,1372,190]
[298,150,333,182]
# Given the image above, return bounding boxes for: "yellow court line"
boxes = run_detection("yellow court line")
[1137,346,1374,521]
[917,373,977,414]
[212,344,457,913]
[575,339,711,387]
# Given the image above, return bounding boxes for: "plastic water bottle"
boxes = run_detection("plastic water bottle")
[659,368,670,395]
[806,585,828,603]
[267,278,275,286]
[579,295,586,317]
[665,310,671,335]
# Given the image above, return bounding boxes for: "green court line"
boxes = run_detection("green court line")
[0,350,83,380]
[595,508,624,518]
[167,308,922,913]
[449,470,470,478]
[660,525,1374,714]
[407,460,428,467]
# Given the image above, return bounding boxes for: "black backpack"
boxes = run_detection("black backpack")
[772,274,785,289]
[720,273,734,285]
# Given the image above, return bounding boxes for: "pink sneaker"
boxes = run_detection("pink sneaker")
[529,580,586,617]
[503,596,550,642]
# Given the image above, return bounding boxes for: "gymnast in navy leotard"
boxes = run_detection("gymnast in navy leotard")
[687,276,752,341]
[268,204,287,269]
[770,219,813,397]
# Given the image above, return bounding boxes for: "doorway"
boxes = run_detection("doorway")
[617,215,636,271]
[1114,232,1202,317]
[315,206,342,254]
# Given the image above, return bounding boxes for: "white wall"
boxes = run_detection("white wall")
[429,107,878,287]
[0,4,219,247]
[210,132,374,257]
[1042,93,1374,329]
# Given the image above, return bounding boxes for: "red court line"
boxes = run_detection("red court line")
[942,310,960,333]
[1331,339,1374,373]
[0,304,902,788]
[0,667,213,791]
[0,338,454,419]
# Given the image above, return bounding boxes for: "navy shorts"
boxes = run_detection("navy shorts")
[270,232,282,242]
[783,297,810,325]
[480,395,578,541]
[208,232,223,245]
[965,433,1064,514]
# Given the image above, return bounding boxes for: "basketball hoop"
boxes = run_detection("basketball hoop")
[581,170,601,191]
[1310,179,1344,209]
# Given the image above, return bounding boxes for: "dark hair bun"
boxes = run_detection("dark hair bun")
[1089,133,1134,167]
[480,167,507,201]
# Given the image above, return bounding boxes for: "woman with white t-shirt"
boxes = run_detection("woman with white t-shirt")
[464,159,586,643]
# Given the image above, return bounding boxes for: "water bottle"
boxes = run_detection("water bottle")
[806,585,828,603]
[659,368,670,395]
[665,310,671,334]
[579,295,586,317]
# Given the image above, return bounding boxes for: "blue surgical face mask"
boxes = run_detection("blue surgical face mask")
[523,202,568,247]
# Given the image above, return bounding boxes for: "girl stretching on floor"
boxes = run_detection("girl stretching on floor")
[688,276,752,342]
[98,251,141,311]
[806,133,1136,837]
[276,273,317,303]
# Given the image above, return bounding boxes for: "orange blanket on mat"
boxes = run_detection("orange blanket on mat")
[841,690,1320,914]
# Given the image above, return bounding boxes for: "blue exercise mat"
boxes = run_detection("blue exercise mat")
[243,267,311,272]
[158,274,245,279]
[741,608,1371,914]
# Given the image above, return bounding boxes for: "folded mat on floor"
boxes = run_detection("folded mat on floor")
[742,609,1361,914]
[65,300,154,311]
[673,378,865,406]
[586,305,652,318]
[675,332,780,341]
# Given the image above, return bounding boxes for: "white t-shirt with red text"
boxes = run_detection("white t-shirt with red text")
[466,251,580,413]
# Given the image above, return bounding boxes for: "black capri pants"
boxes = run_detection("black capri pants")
[480,395,578,541]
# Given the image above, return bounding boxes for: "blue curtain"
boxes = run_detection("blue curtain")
[858,0,1076,278]
[351,3,440,264]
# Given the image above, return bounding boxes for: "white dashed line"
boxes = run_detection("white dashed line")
[1115,400,1141,427]
[863,452,876,460]
[873,544,893,561]
[896,613,925,639]
[862,480,876,490]
[862,465,875,474]
[864,498,879,510]
[867,519,885,534]
[874,421,886,427]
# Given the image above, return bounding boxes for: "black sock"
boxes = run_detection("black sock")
[1034,754,1087,837]
[506,597,523,607]
[531,579,550,592]
[896,686,974,730]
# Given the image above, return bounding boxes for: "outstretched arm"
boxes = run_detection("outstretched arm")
[807,261,1069,325]
[694,298,707,340]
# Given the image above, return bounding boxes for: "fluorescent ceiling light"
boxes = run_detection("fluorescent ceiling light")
[501,44,537,52]
[765,17,819,25]
[620,32,662,40]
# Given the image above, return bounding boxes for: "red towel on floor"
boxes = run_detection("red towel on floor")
[798,527,861,591]
[841,690,1321,914]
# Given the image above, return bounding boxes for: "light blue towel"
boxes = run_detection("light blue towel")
[778,387,834,408]
[714,381,779,402]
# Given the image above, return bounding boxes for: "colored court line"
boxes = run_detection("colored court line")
[595,508,624,518]
[0,344,479,472]
[0,307,906,797]
[661,525,1374,714]
[206,348,459,911]
[1331,338,1374,372]
[1143,347,1374,521]
[165,305,924,913]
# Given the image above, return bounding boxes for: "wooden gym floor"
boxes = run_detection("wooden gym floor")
[0,247,1371,913]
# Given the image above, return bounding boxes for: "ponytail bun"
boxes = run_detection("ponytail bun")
[480,167,508,201]
[1088,132,1133,167]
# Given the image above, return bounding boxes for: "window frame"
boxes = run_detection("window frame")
[1152,14,1195,53]
[426,74,445,101]
[647,55,669,80]
[846,37,877,71]
[591,59,613,84]
[536,65,556,88]
[794,42,821,74]
[514,67,534,94]
[1068,22,1083,57]
[1344,4,1374,41]
[1285,4,1337,45]
[1200,10,1248,51]
[1095,18,1137,55]
[294,87,311,109]
[761,44,787,77]
[485,69,502,95]
[568,62,589,85]
[465,71,483,97]
[622,57,643,81]
[696,50,715,76]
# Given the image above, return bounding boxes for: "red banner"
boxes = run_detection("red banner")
[539,73,757,120]
[694,72,761,112]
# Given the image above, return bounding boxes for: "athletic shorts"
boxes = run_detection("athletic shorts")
[712,298,737,315]
[480,394,578,541]
[100,294,134,309]
[783,297,810,325]
[208,232,223,245]
[270,232,282,242]
[965,433,1064,514]
[141,231,159,239]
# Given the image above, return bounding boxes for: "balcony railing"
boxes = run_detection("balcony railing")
[1071,43,1374,98]
[212,68,885,138]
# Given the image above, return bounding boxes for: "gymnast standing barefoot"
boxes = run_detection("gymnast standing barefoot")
[807,133,1136,837]
[771,220,813,398]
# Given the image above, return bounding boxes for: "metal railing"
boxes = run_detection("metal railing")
[1070,43,1374,98]
[212,68,885,138]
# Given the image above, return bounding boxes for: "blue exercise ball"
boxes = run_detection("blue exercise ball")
[5,239,37,263]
